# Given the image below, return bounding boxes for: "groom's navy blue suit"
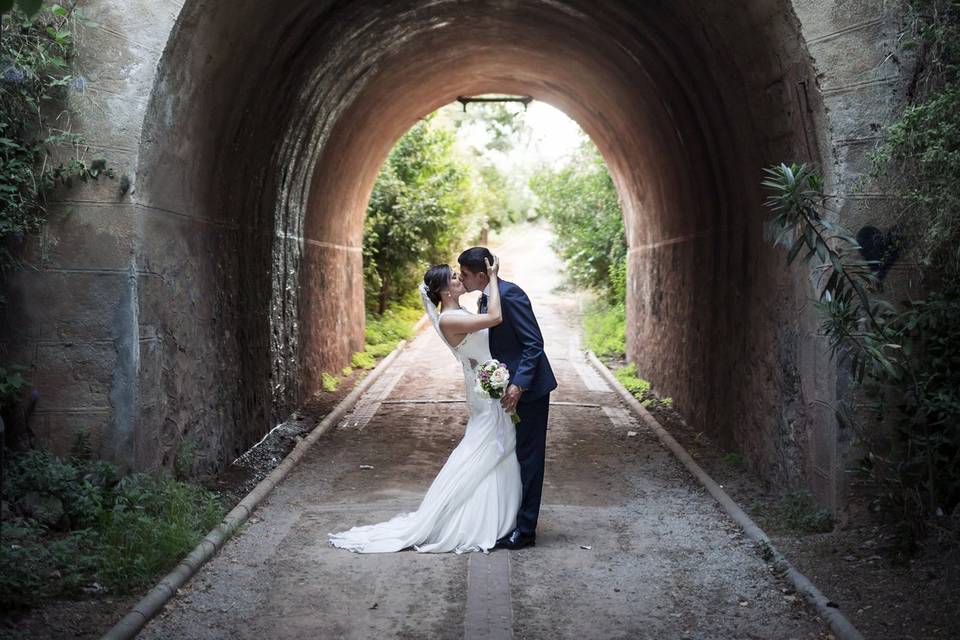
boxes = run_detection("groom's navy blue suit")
[480,279,557,536]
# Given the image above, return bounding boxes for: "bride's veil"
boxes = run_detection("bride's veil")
[419,283,456,352]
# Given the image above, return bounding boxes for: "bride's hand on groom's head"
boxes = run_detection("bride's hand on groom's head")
[485,254,499,278]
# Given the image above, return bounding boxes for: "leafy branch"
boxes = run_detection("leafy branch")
[763,163,960,542]
[762,163,905,382]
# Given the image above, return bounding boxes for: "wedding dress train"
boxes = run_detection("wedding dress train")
[328,307,522,554]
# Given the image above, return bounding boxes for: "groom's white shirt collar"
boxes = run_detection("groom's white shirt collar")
[482,282,491,296]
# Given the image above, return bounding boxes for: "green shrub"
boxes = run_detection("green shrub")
[614,363,651,399]
[363,303,422,360]
[5,449,116,529]
[584,300,626,358]
[351,351,377,370]
[611,363,676,411]
[0,450,225,609]
[173,436,198,480]
[364,342,398,358]
[763,162,960,543]
[529,141,626,300]
[0,365,29,408]
[776,491,834,534]
[0,6,114,277]
[0,523,102,608]
[95,473,224,592]
[363,117,472,314]
[365,304,420,345]
[321,373,339,392]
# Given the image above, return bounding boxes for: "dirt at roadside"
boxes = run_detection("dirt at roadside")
[631,371,960,640]
[204,368,376,505]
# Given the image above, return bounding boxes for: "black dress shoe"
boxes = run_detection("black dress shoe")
[499,528,536,550]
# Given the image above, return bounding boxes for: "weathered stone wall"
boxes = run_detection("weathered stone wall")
[790,1,917,513]
[2,1,180,471]
[0,0,918,514]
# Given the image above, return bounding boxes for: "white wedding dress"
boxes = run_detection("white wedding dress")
[328,306,522,554]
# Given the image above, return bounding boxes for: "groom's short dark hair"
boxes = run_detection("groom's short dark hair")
[458,247,494,273]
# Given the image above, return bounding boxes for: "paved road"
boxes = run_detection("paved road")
[142,223,830,639]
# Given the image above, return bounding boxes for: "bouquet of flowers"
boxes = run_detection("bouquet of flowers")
[475,359,521,424]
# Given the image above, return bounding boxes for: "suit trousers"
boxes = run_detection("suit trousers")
[514,393,550,535]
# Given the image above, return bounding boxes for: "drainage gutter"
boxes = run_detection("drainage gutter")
[587,351,865,640]
[101,323,425,639]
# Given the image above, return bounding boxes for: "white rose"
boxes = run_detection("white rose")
[490,367,510,388]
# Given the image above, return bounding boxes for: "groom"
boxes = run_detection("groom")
[458,247,557,550]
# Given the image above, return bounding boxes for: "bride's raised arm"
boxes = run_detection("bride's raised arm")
[440,256,502,342]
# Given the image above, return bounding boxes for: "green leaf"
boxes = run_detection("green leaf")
[786,234,806,264]
[0,0,14,13]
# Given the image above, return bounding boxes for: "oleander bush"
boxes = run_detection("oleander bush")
[762,163,960,545]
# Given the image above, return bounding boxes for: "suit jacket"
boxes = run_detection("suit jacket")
[485,279,557,403]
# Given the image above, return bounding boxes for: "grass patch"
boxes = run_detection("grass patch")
[612,363,676,411]
[583,301,626,358]
[365,304,421,353]
[613,363,650,397]
[351,351,377,370]
[775,491,834,534]
[1,450,225,610]
[722,452,745,467]
[321,372,340,392]
[348,302,424,363]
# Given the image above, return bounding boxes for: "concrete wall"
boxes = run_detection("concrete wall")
[0,0,917,513]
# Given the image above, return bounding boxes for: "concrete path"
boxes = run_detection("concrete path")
[141,224,830,639]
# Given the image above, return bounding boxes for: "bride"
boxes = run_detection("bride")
[328,256,522,553]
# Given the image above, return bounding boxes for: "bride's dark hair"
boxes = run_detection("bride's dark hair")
[423,264,452,306]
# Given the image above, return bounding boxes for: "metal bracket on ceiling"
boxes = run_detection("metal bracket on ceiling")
[455,95,534,112]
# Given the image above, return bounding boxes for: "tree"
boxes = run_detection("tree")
[363,117,470,313]
[529,139,626,300]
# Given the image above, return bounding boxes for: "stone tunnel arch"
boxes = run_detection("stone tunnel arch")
[11,0,914,513]
[133,0,832,495]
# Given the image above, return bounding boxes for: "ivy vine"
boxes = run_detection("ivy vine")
[0,2,113,279]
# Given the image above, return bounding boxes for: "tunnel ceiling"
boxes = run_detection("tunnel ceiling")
[142,0,811,252]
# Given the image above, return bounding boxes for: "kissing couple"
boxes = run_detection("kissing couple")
[329,246,557,553]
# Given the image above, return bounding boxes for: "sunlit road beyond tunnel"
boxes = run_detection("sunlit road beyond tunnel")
[139,226,830,639]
